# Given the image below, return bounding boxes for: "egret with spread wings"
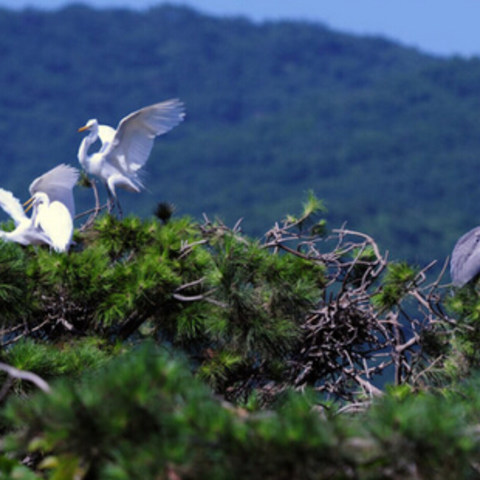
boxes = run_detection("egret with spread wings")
[0,164,79,252]
[77,99,185,216]
[0,188,50,247]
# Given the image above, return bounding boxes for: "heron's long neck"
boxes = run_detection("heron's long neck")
[77,129,98,169]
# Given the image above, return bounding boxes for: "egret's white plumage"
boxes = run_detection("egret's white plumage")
[77,99,185,215]
[0,188,30,227]
[0,164,79,252]
[30,193,73,253]
[29,163,79,220]
[0,188,50,247]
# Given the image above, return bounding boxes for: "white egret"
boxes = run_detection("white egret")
[25,164,80,252]
[0,164,79,252]
[0,188,50,247]
[77,99,185,216]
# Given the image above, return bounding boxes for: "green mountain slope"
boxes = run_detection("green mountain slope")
[0,4,478,265]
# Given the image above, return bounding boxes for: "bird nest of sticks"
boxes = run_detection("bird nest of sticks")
[259,216,453,403]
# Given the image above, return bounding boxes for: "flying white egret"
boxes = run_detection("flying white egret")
[0,164,79,252]
[450,226,480,287]
[77,99,185,216]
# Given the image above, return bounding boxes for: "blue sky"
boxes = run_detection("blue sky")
[0,0,479,57]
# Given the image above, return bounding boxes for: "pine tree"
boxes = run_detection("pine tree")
[0,195,479,479]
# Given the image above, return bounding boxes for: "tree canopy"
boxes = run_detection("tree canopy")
[0,194,479,478]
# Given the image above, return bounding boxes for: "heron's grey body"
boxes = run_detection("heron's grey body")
[450,226,480,287]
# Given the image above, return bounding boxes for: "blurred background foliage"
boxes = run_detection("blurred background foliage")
[0,4,478,267]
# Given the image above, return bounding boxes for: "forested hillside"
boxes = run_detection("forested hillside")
[0,3,479,265]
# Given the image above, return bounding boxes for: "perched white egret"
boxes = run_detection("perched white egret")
[24,164,80,252]
[0,188,50,247]
[77,99,185,216]
[0,164,79,252]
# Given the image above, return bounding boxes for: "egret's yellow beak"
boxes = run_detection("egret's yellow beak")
[78,124,89,132]
[23,196,35,213]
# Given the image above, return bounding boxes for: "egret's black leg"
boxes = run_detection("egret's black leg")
[116,197,123,219]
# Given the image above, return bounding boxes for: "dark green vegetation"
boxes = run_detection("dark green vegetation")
[0,4,479,265]
[1,196,480,478]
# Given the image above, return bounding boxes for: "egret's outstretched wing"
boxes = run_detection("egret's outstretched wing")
[0,188,28,226]
[29,164,80,218]
[29,164,79,196]
[105,99,185,173]
[451,226,480,287]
